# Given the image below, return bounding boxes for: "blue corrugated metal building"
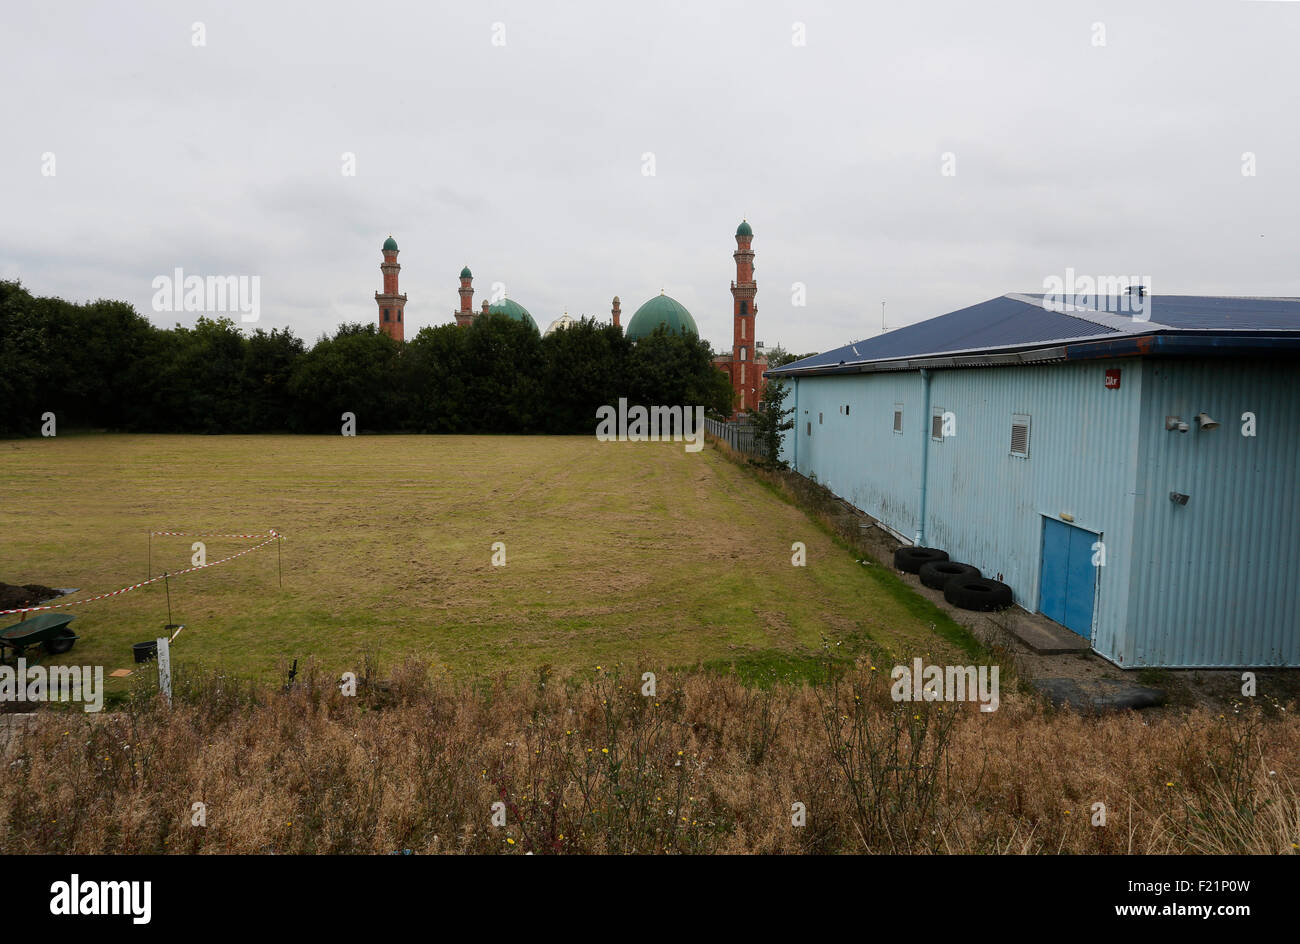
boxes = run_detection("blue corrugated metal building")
[768,293,1300,668]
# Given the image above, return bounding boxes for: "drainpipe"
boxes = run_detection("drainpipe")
[791,379,799,471]
[915,368,931,547]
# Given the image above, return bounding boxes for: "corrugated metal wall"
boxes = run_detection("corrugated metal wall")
[781,360,1147,661]
[785,372,924,539]
[778,355,1300,666]
[923,360,1144,658]
[1125,358,1300,667]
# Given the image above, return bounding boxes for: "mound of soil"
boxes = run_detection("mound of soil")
[0,582,59,610]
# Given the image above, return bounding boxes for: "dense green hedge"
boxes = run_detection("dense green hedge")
[0,280,735,436]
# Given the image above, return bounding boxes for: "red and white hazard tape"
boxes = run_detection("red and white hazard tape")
[1,530,281,616]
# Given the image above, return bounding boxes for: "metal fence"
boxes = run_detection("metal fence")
[705,417,762,456]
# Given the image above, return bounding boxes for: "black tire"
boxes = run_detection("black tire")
[43,628,76,655]
[893,546,950,574]
[944,577,1013,611]
[918,560,982,590]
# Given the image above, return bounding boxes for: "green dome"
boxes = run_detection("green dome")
[487,298,540,332]
[460,266,473,279]
[736,219,752,237]
[382,236,399,252]
[625,293,698,341]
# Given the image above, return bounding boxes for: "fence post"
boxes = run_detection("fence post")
[156,635,172,705]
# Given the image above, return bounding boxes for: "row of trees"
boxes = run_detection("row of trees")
[0,280,738,436]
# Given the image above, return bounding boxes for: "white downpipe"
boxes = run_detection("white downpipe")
[915,368,932,547]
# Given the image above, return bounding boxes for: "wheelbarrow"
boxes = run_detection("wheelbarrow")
[0,613,78,661]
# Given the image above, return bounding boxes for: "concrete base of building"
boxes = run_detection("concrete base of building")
[994,609,1092,655]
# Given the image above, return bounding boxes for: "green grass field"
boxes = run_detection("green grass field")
[1,434,968,688]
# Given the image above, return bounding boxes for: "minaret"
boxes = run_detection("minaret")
[375,235,407,342]
[456,266,475,327]
[730,220,757,411]
[611,296,621,330]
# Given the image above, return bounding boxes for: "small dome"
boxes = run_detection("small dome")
[625,294,698,341]
[735,220,752,237]
[486,298,540,333]
[383,236,399,252]
[544,313,576,337]
[460,266,473,279]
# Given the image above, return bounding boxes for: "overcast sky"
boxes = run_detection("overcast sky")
[3,0,1298,355]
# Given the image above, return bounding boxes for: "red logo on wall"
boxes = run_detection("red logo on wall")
[1104,369,1121,389]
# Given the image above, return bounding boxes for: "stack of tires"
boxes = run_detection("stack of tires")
[892,546,1013,612]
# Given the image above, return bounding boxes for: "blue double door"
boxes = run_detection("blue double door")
[1038,517,1098,638]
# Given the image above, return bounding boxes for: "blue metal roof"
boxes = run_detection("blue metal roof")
[769,294,1300,377]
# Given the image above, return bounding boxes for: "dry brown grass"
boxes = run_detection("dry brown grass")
[1,660,1295,854]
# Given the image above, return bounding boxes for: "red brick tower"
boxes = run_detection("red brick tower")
[455,266,475,327]
[730,220,762,413]
[375,235,407,341]
[611,295,621,329]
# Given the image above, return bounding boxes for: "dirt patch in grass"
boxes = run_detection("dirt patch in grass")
[0,582,58,611]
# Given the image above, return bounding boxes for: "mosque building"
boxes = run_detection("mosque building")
[373,220,766,416]
[615,220,767,416]
[451,264,541,332]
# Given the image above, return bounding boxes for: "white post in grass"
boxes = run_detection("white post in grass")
[156,636,172,705]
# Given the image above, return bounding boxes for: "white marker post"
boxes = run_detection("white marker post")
[156,635,172,705]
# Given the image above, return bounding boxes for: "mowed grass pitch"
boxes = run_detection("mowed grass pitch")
[1,434,968,688]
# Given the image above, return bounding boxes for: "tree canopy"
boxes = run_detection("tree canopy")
[0,281,736,436]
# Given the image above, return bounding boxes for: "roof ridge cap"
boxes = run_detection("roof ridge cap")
[1004,292,1170,332]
